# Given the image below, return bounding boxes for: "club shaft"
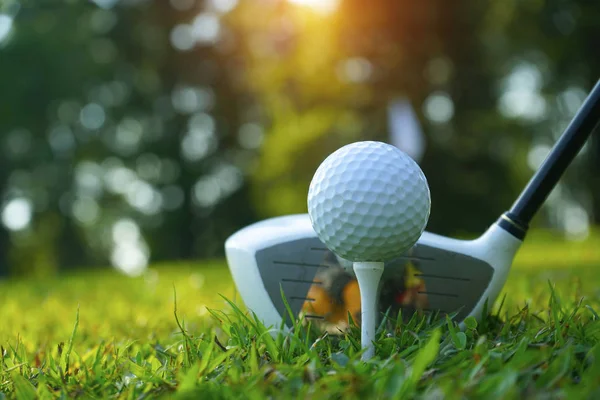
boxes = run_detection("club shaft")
[505,79,600,232]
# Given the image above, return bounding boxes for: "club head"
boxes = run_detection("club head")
[225,79,600,335]
[225,213,522,333]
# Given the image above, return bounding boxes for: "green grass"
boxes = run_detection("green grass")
[1,230,600,399]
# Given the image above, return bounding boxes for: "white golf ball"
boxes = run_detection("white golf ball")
[307,141,431,262]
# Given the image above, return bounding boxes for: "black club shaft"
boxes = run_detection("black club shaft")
[501,79,600,237]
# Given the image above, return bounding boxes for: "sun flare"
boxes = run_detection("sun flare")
[288,0,339,15]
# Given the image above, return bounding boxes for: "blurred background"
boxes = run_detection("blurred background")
[0,0,598,278]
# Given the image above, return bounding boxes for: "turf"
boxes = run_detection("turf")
[1,230,599,399]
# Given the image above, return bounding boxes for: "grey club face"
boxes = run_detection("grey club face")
[256,235,493,331]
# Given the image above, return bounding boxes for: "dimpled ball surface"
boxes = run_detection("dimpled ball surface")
[308,141,430,262]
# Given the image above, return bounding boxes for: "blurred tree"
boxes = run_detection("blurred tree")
[0,0,598,278]
[227,0,523,235]
[479,0,600,234]
[227,0,598,237]
[225,1,364,217]
[338,0,526,235]
[0,4,96,275]
[0,0,254,276]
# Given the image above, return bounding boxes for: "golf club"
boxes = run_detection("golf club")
[225,79,600,333]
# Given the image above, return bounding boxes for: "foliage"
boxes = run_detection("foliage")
[0,0,598,278]
[227,0,600,235]
[0,1,255,276]
[1,230,599,398]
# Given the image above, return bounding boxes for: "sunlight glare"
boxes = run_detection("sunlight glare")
[288,0,339,15]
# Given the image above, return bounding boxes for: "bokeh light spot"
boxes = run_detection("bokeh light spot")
[527,144,551,171]
[48,125,76,154]
[126,180,162,215]
[72,196,100,226]
[80,103,106,130]
[558,87,587,117]
[111,243,149,276]
[111,219,149,276]
[170,24,195,51]
[238,123,264,149]
[423,92,455,124]
[209,0,238,13]
[498,62,547,121]
[188,112,216,130]
[0,14,14,44]
[91,0,119,9]
[563,204,589,239]
[193,177,221,207]
[1,198,32,231]
[115,118,144,154]
[104,166,137,195]
[337,58,372,83]
[214,163,243,195]
[112,218,140,243]
[90,9,117,34]
[161,185,185,211]
[172,87,215,114]
[75,161,104,198]
[192,13,221,44]
[136,153,162,182]
[181,117,217,162]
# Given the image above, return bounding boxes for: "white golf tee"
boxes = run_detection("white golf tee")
[353,261,384,361]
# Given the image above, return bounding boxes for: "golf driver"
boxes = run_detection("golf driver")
[225,79,600,333]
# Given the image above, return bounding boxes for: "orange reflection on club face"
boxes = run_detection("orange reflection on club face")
[395,262,429,310]
[302,282,359,331]
[300,262,429,333]
[300,265,360,332]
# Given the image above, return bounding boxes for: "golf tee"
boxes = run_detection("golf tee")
[353,261,384,361]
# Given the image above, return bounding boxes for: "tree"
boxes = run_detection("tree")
[481,0,600,231]
[227,0,520,235]
[0,1,254,276]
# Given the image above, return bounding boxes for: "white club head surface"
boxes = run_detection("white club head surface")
[225,214,523,334]
[225,214,318,331]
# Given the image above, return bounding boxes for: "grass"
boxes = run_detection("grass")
[0,229,599,399]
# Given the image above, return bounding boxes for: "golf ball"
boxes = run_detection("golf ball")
[307,141,431,262]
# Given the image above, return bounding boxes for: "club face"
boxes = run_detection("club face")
[252,234,495,332]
